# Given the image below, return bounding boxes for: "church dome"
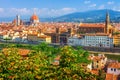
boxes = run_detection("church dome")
[30,14,39,21]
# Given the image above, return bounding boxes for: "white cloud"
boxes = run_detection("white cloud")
[98,5,105,9]
[0,8,4,12]
[89,4,96,7]
[44,8,77,17]
[112,6,120,11]
[107,1,114,5]
[29,8,77,17]
[39,8,49,15]
[10,8,30,15]
[61,8,76,13]
[0,8,77,17]
[84,1,91,4]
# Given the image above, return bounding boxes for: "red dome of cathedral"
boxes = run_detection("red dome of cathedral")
[30,14,39,21]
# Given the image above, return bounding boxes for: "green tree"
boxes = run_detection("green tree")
[0,48,49,79]
[57,46,96,80]
[0,43,99,80]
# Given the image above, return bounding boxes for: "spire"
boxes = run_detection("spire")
[104,10,110,33]
[106,11,110,24]
[16,14,20,26]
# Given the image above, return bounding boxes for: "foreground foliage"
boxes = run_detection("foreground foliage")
[0,43,97,79]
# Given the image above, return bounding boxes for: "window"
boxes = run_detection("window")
[114,69,116,72]
[97,61,99,63]
[97,65,98,68]
[111,68,113,71]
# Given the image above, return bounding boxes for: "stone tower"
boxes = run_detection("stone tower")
[105,11,110,33]
[56,28,60,34]
[16,15,20,26]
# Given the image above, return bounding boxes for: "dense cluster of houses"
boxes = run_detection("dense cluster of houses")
[1,12,120,48]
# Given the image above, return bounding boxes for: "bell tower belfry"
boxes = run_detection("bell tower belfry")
[105,11,110,33]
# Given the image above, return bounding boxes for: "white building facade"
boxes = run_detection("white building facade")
[68,35,83,46]
[68,34,113,48]
[83,34,113,47]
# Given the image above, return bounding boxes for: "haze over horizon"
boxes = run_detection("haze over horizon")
[0,0,120,18]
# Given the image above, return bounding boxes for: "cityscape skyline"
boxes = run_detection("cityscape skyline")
[0,0,120,17]
[0,1,120,80]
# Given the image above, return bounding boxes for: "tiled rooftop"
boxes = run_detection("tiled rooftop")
[108,62,120,69]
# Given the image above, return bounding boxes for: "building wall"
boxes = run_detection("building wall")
[51,34,60,43]
[113,34,120,47]
[28,34,51,43]
[68,36,82,46]
[83,35,113,48]
[60,33,70,44]
[92,61,101,69]
[68,35,113,48]
[27,35,38,42]
[107,68,120,75]
[46,37,51,43]
[92,59,107,69]
[31,20,39,23]
[37,37,46,42]
[87,63,92,71]
[0,35,3,40]
[90,54,107,70]
[78,27,104,34]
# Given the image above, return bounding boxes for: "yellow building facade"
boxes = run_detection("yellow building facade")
[113,34,120,47]
[27,33,51,43]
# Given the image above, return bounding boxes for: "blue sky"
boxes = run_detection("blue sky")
[0,0,119,17]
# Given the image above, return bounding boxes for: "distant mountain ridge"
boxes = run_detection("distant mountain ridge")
[52,9,120,23]
[1,9,120,23]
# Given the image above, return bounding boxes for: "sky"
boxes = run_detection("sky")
[0,0,120,18]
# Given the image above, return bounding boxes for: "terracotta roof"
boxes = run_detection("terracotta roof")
[93,56,102,61]
[18,49,30,56]
[108,62,120,69]
[91,69,99,75]
[106,73,118,80]
[28,34,37,36]
[52,55,60,66]
[38,34,51,38]
[54,55,60,61]
[82,33,109,36]
[89,55,106,61]
[52,61,59,66]
[0,32,7,35]
[79,23,105,28]
[30,14,39,20]
[113,23,120,30]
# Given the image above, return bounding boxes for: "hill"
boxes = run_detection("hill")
[1,9,120,23]
[52,9,120,23]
